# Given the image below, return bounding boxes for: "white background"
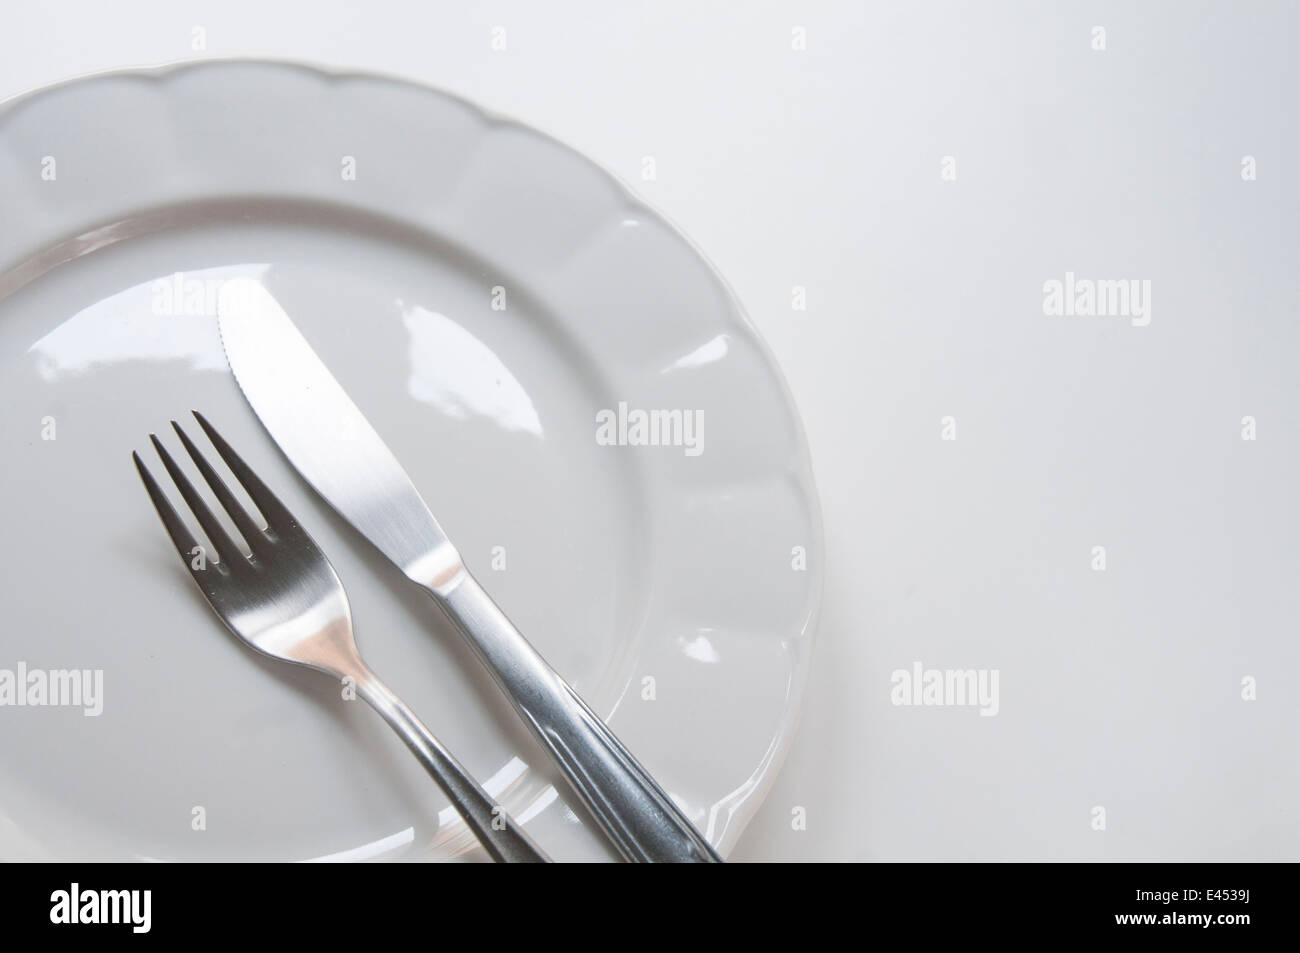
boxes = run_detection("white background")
[3,1,1296,861]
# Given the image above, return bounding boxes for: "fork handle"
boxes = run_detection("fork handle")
[355,670,549,863]
[433,572,723,863]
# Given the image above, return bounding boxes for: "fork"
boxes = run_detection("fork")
[132,411,549,863]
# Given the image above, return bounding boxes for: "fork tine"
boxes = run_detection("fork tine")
[149,433,239,567]
[132,451,209,572]
[171,420,268,552]
[190,411,296,533]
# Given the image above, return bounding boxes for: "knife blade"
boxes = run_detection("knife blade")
[217,277,722,863]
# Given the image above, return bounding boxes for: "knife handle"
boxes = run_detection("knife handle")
[430,571,723,863]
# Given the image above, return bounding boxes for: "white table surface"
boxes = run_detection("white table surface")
[3,0,1295,862]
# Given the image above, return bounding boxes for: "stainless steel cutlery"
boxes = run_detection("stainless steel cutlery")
[132,411,549,863]
[216,277,722,863]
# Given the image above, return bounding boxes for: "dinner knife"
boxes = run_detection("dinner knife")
[216,278,722,863]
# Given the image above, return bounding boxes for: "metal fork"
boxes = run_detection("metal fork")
[132,411,549,863]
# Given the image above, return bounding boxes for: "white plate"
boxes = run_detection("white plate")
[0,60,822,861]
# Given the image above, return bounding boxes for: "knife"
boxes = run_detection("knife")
[217,277,722,863]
